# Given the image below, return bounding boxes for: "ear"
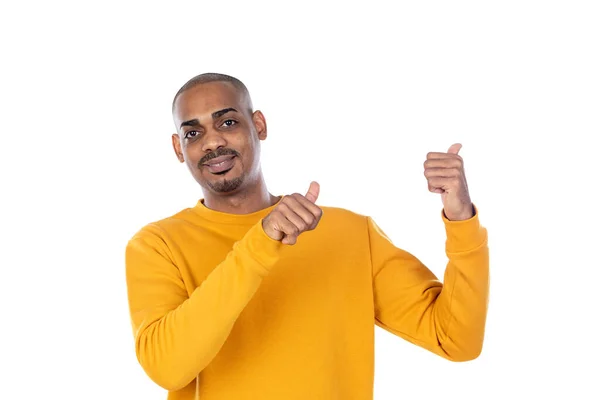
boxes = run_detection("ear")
[171,133,185,163]
[252,110,267,140]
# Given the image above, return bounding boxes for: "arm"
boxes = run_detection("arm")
[370,206,489,361]
[125,221,282,391]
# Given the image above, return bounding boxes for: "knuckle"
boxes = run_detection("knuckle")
[267,210,279,219]
[307,213,321,230]
[304,219,314,230]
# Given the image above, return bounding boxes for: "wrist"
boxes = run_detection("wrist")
[444,204,475,221]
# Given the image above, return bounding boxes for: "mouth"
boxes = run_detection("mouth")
[203,155,236,175]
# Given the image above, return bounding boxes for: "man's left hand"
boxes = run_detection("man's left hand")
[424,143,474,221]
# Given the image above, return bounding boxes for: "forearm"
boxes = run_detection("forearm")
[127,221,282,390]
[434,210,489,360]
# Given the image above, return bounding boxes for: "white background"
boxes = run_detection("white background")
[1,1,599,399]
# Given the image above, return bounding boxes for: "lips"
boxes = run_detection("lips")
[203,155,236,174]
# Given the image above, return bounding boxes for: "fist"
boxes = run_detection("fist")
[262,181,323,245]
[424,143,474,221]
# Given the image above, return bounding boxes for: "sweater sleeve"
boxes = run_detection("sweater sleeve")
[125,220,283,391]
[370,205,489,361]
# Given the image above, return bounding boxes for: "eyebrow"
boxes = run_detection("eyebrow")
[179,107,239,129]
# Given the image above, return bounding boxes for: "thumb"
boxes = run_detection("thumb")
[447,143,462,155]
[305,181,320,203]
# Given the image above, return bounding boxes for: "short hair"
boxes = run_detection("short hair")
[172,72,253,113]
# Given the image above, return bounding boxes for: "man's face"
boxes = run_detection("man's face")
[171,81,267,195]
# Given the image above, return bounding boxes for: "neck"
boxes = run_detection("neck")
[202,175,279,215]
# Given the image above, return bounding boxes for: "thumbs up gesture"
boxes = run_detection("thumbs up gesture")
[262,182,323,245]
[424,143,474,221]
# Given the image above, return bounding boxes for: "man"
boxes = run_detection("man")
[125,73,489,399]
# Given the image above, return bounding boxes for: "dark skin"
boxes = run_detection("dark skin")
[171,81,323,244]
[171,81,278,214]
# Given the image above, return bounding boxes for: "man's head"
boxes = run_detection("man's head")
[171,73,267,195]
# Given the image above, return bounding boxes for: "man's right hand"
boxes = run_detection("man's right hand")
[262,181,323,245]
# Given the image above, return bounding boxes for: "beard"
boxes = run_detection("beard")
[197,147,245,193]
[206,175,244,193]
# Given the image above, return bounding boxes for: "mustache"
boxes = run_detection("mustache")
[198,148,240,167]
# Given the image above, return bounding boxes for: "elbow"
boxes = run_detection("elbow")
[439,336,484,362]
[448,345,482,362]
[135,338,195,392]
[444,343,483,362]
[438,320,487,362]
[142,365,192,392]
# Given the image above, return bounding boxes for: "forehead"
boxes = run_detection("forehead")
[173,81,245,125]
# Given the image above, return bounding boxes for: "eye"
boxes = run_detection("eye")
[221,119,237,128]
[184,130,199,139]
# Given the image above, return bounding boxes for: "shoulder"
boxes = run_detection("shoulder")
[319,205,370,228]
[127,207,195,245]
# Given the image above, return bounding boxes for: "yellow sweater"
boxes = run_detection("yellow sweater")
[125,197,489,399]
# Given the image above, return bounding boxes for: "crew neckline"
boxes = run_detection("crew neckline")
[191,196,283,224]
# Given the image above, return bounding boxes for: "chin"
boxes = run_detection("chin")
[206,175,245,193]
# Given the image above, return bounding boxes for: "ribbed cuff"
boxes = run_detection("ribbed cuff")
[442,204,487,253]
[233,220,283,276]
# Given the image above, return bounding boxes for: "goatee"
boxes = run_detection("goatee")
[208,176,244,193]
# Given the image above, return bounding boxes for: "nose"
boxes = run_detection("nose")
[201,129,227,153]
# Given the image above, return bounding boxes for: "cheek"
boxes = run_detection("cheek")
[239,133,259,152]
[239,141,258,162]
[182,147,201,170]
[185,156,195,169]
